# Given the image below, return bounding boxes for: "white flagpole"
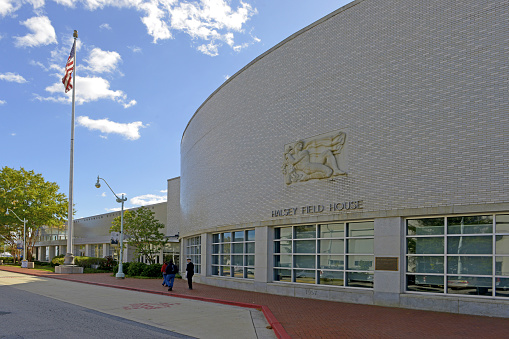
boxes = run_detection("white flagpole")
[65,30,78,265]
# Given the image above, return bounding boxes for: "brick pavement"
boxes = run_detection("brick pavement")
[1,266,509,338]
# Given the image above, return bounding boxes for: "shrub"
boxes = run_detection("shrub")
[142,263,163,278]
[113,261,130,275]
[51,255,65,267]
[0,257,14,263]
[127,262,146,277]
[99,256,117,271]
[74,256,107,268]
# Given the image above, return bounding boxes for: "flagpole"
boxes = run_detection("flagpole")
[64,30,78,266]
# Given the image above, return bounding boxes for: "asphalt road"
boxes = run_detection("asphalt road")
[0,271,274,339]
[0,285,194,339]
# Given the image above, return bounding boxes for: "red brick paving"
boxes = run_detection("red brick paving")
[2,265,509,338]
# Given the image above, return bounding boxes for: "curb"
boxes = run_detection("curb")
[0,267,291,339]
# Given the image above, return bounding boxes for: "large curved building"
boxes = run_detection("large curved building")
[34,0,509,317]
[178,0,509,316]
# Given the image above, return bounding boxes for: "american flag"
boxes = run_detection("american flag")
[62,40,76,93]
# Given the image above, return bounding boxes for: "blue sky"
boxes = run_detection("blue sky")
[0,0,353,218]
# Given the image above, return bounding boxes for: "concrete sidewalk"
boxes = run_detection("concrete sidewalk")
[2,265,509,338]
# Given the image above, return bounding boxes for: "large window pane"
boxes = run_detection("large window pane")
[274,241,291,254]
[348,221,374,237]
[295,225,316,239]
[245,242,255,253]
[212,266,219,275]
[496,257,509,275]
[221,255,230,265]
[274,269,291,282]
[245,267,255,279]
[275,227,292,240]
[447,236,492,254]
[295,270,315,284]
[347,239,373,254]
[221,266,231,277]
[231,255,243,266]
[232,243,243,254]
[407,275,444,293]
[233,266,243,278]
[407,256,444,274]
[211,255,219,265]
[233,231,244,242]
[274,255,291,268]
[212,234,220,243]
[246,255,255,266]
[346,272,373,288]
[222,233,231,242]
[294,255,315,269]
[447,256,492,275]
[319,271,344,286]
[319,223,344,238]
[407,218,444,236]
[496,278,509,297]
[495,236,509,254]
[347,255,373,271]
[447,276,492,296]
[407,237,444,254]
[447,215,493,234]
[496,215,509,233]
[295,240,316,253]
[319,255,344,270]
[246,230,255,241]
[319,239,344,254]
[221,243,231,254]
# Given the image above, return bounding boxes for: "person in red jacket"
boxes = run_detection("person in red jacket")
[161,262,168,287]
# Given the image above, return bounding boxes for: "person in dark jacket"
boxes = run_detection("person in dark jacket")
[186,258,194,290]
[165,260,178,291]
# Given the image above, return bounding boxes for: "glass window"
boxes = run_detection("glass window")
[212,230,255,280]
[348,222,374,237]
[447,215,493,234]
[407,218,444,236]
[319,223,344,238]
[184,236,200,274]
[406,214,509,298]
[319,239,344,254]
[295,225,316,239]
[407,256,444,274]
[295,240,316,253]
[447,256,492,275]
[407,237,444,254]
[447,236,492,254]
[273,222,374,288]
[347,239,373,254]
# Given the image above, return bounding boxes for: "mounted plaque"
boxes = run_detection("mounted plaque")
[375,257,399,271]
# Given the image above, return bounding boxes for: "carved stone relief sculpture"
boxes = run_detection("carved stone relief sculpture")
[283,131,347,185]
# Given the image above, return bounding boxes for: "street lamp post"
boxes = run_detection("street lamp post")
[95,176,126,279]
[6,208,27,267]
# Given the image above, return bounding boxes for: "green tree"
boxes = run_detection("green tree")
[110,206,167,264]
[0,167,68,262]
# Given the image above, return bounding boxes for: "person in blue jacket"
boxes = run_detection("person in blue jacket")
[165,260,178,291]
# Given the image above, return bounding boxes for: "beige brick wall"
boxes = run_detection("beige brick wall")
[180,0,509,233]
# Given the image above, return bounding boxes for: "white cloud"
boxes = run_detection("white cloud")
[128,45,142,53]
[105,207,121,212]
[41,75,136,107]
[77,116,147,140]
[197,41,219,57]
[130,194,167,206]
[0,99,6,105]
[52,0,76,7]
[101,192,106,197]
[140,0,172,43]
[0,72,27,83]
[99,23,111,30]
[85,48,122,73]
[26,0,44,11]
[0,0,21,17]
[14,16,57,47]
[160,189,167,193]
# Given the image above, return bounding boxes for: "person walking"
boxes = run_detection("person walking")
[186,258,194,290]
[165,260,178,291]
[161,261,168,287]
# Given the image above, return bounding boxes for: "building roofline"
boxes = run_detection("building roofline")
[181,0,365,142]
